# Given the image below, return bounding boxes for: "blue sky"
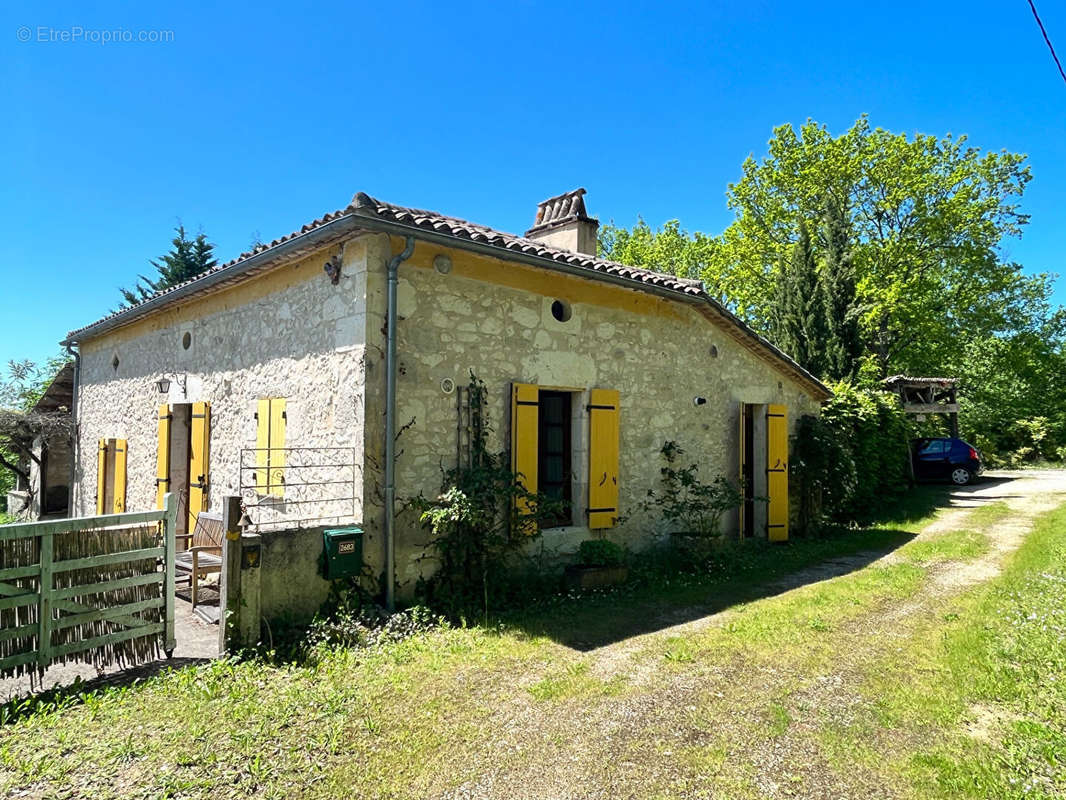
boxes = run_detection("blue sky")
[2,0,1064,370]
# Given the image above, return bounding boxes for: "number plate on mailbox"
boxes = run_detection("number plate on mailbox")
[322,527,363,579]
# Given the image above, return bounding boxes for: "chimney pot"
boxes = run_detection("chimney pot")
[525,188,599,256]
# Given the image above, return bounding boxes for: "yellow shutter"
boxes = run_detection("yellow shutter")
[156,404,172,509]
[255,398,271,493]
[738,404,747,536]
[112,439,128,514]
[511,383,539,534]
[96,439,108,515]
[189,401,211,533]
[767,404,789,542]
[269,398,287,498]
[587,389,620,529]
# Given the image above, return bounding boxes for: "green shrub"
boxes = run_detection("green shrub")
[302,605,443,663]
[636,441,744,537]
[790,414,855,535]
[414,373,564,619]
[794,383,913,527]
[577,539,625,567]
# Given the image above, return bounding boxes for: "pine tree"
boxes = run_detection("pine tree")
[118,225,218,308]
[818,201,863,381]
[772,220,826,376]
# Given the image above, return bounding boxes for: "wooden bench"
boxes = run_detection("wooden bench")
[175,511,223,608]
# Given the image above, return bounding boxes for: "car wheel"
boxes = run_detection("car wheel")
[951,467,972,486]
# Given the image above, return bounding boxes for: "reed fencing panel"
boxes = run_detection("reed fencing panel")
[0,493,177,681]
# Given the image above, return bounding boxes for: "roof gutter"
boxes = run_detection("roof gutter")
[62,206,829,400]
[62,214,364,345]
[347,210,831,400]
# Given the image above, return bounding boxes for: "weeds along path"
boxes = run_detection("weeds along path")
[437,471,1066,800]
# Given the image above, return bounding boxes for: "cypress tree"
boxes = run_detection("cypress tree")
[819,201,863,381]
[118,225,218,309]
[772,220,826,376]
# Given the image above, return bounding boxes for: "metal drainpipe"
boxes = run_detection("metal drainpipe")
[384,236,415,612]
[62,340,80,516]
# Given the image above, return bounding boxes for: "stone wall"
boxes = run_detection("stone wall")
[73,238,376,534]
[74,229,824,608]
[365,239,823,598]
[258,525,334,624]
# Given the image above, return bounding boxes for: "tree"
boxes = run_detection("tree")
[599,218,722,291]
[772,221,826,375]
[597,117,1064,461]
[118,225,217,308]
[0,356,71,510]
[718,117,1037,378]
[818,199,863,381]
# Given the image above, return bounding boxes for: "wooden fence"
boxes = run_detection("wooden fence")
[0,493,177,680]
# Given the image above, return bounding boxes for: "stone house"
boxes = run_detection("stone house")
[62,189,830,604]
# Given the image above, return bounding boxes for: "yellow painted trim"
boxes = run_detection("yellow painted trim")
[395,237,828,400]
[255,398,271,493]
[767,404,788,542]
[511,382,539,536]
[269,398,287,498]
[112,439,127,514]
[189,401,210,534]
[397,239,686,321]
[738,403,747,535]
[587,389,620,529]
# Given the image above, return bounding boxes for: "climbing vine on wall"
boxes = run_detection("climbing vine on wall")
[415,373,563,618]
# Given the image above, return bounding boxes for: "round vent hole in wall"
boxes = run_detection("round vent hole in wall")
[551,299,572,322]
[182,332,192,350]
[433,254,453,275]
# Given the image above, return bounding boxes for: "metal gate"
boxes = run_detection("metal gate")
[0,493,177,680]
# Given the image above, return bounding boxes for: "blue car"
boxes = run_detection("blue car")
[912,437,984,486]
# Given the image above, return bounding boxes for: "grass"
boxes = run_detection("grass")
[1,482,1063,799]
[885,502,1066,797]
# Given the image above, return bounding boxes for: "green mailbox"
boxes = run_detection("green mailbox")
[322,527,363,579]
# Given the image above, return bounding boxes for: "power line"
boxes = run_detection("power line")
[1027,0,1066,86]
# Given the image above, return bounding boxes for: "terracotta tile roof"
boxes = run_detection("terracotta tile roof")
[350,191,704,297]
[65,192,830,398]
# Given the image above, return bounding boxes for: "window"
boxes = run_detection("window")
[511,383,620,531]
[919,439,947,457]
[255,398,287,497]
[537,391,572,526]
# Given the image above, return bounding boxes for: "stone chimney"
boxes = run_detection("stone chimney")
[524,188,599,256]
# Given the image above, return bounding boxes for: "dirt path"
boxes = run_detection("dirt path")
[440,470,1066,800]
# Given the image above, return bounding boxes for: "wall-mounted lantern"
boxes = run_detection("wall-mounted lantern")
[323,254,343,285]
[156,373,188,396]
